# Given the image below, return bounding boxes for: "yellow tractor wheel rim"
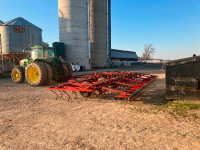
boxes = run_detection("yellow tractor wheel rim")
[12,70,20,81]
[28,67,39,83]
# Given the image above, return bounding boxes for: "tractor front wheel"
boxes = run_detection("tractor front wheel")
[25,62,47,86]
[11,66,25,83]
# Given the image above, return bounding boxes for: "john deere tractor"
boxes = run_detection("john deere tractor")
[11,46,72,86]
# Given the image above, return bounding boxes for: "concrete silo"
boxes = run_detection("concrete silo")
[90,0,111,68]
[58,0,91,70]
[58,0,111,70]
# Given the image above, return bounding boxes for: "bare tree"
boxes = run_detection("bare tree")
[141,44,156,60]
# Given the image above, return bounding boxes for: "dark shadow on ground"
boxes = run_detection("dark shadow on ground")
[134,78,167,105]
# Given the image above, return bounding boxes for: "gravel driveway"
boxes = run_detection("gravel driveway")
[0,65,200,149]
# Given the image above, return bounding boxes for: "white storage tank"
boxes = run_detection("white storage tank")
[0,17,42,54]
[90,0,111,68]
[58,0,91,70]
[58,0,111,70]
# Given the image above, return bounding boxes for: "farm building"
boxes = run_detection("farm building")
[141,59,163,63]
[111,49,139,66]
[0,17,42,66]
[0,20,4,26]
[0,17,42,54]
[0,17,43,73]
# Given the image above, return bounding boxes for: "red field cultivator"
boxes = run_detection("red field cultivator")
[47,71,157,100]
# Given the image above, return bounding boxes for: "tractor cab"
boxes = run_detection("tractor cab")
[31,46,56,60]
[20,46,57,67]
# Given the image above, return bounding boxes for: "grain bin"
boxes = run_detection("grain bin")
[58,0,91,70]
[0,17,42,54]
[166,56,200,100]
[0,20,4,26]
[0,20,3,52]
[90,0,111,68]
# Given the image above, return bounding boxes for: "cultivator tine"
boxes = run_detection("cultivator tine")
[59,91,63,98]
[47,71,157,101]
[72,91,78,99]
[50,90,59,100]
[63,91,71,101]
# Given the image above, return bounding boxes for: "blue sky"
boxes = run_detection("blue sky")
[0,0,200,60]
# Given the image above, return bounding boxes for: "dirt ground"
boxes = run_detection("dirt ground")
[0,64,200,150]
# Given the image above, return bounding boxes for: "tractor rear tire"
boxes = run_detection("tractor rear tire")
[66,63,73,77]
[25,62,48,86]
[43,63,53,84]
[11,66,25,83]
[62,62,69,77]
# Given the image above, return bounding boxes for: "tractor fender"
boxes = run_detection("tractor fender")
[33,59,52,64]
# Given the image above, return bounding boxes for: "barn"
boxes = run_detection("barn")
[111,49,139,66]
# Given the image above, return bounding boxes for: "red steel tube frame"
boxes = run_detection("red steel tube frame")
[47,71,157,100]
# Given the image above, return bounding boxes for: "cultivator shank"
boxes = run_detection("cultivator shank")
[47,71,157,100]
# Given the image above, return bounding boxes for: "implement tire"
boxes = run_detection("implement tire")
[11,66,25,83]
[43,63,53,84]
[25,62,47,86]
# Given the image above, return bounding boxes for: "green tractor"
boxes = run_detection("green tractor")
[11,46,72,86]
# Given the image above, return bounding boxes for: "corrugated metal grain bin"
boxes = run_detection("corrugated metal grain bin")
[53,42,65,60]
[0,20,4,25]
[166,56,200,100]
[0,17,42,54]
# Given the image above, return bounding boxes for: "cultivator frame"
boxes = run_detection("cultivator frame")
[47,71,157,100]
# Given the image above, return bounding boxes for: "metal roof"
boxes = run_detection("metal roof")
[166,55,200,66]
[2,17,42,30]
[111,49,138,59]
[0,20,4,25]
